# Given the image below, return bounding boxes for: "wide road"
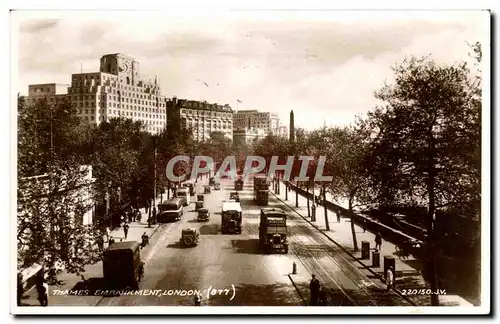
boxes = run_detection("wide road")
[97,176,410,306]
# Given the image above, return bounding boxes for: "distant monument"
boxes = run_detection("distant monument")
[289,110,295,143]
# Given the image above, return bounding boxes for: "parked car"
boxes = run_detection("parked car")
[214,183,221,190]
[204,185,211,194]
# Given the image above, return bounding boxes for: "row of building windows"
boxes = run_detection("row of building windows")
[182,109,232,118]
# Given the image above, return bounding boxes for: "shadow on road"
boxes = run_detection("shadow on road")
[166,242,191,249]
[70,277,118,296]
[230,239,261,255]
[203,282,304,306]
[199,224,219,235]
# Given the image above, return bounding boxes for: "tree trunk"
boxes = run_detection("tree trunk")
[349,194,359,252]
[427,130,439,306]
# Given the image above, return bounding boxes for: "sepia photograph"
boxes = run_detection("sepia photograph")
[10,8,490,315]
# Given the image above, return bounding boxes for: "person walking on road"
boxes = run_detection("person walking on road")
[309,274,320,306]
[362,218,366,233]
[108,236,115,246]
[123,222,130,239]
[337,211,341,223]
[375,232,382,251]
[152,206,157,225]
[386,266,395,291]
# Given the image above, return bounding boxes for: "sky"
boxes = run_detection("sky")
[13,10,489,130]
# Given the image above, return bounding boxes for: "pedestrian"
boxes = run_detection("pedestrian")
[109,236,115,246]
[375,232,382,251]
[97,235,104,252]
[386,266,395,291]
[17,272,24,306]
[105,226,111,241]
[152,206,157,225]
[36,272,48,307]
[131,207,136,222]
[363,218,366,233]
[309,274,320,306]
[127,208,133,223]
[337,211,341,223]
[194,292,202,306]
[123,222,129,239]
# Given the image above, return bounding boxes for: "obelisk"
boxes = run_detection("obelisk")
[289,110,295,143]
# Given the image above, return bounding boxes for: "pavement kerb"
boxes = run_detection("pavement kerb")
[270,190,417,307]
[287,274,307,306]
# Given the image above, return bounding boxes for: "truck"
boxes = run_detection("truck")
[221,200,242,234]
[175,187,190,206]
[253,174,269,205]
[259,208,288,254]
[103,241,143,289]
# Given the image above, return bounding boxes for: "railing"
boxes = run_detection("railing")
[286,182,424,249]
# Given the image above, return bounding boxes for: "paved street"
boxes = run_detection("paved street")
[23,176,415,307]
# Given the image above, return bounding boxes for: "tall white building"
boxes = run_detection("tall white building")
[23,53,168,134]
[233,109,280,135]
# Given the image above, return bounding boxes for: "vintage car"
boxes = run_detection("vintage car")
[195,200,204,211]
[229,191,240,202]
[234,179,244,191]
[197,208,210,222]
[204,185,211,194]
[197,194,204,203]
[180,228,200,247]
[209,177,215,186]
[214,183,221,191]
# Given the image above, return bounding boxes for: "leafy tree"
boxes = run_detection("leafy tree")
[367,53,481,305]
[90,118,147,211]
[307,126,372,251]
[17,99,100,280]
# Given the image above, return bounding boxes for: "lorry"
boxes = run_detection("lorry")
[103,241,143,289]
[253,174,269,205]
[221,200,242,234]
[259,208,288,254]
[175,187,190,206]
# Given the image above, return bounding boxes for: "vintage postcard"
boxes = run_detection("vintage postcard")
[10,8,490,315]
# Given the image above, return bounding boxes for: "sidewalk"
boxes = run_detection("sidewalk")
[20,210,160,307]
[273,182,473,307]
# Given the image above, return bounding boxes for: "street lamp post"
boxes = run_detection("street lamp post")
[153,136,157,224]
[323,183,330,231]
[311,181,316,222]
[295,182,299,208]
[307,182,311,218]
